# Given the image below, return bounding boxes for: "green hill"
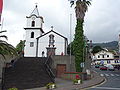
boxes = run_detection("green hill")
[92,41,118,51]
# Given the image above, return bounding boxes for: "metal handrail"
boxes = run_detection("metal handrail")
[44,56,55,82]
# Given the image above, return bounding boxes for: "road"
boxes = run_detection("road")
[88,66,120,90]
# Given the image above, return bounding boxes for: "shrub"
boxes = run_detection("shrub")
[46,82,56,89]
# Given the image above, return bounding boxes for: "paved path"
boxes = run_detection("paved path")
[25,71,105,90]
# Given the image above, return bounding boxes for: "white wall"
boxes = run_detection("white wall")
[26,16,43,28]
[95,51,114,60]
[24,15,43,57]
[37,32,66,57]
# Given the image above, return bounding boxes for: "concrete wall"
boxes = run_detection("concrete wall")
[51,55,76,72]
[0,55,17,79]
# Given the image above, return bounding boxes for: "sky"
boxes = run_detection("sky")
[1,0,120,47]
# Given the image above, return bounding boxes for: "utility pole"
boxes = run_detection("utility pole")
[119,34,120,63]
[70,14,72,71]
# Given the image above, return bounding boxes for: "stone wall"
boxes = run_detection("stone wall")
[51,55,76,72]
[0,55,17,79]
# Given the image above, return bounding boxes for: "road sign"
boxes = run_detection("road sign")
[80,62,84,68]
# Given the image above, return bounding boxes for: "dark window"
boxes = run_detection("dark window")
[30,42,34,47]
[107,60,110,64]
[31,32,34,38]
[107,55,109,57]
[102,55,104,58]
[115,60,119,63]
[31,21,35,27]
[98,56,100,58]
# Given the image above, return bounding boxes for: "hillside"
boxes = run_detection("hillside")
[92,41,118,51]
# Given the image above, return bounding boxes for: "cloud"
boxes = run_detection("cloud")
[1,0,120,47]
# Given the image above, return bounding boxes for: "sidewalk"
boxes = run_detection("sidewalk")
[25,71,105,90]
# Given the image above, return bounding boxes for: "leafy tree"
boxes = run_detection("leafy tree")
[67,41,75,55]
[16,40,25,54]
[70,0,91,72]
[0,30,17,59]
[92,46,103,54]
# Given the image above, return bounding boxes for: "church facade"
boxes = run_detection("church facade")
[24,5,68,57]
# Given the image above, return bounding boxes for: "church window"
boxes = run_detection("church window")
[31,32,34,38]
[31,21,35,27]
[30,42,34,47]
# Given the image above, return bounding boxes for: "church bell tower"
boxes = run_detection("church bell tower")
[24,5,44,57]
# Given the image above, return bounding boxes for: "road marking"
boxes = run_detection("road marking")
[93,87,120,90]
[110,74,114,76]
[100,74,104,76]
[105,74,109,76]
[115,74,120,76]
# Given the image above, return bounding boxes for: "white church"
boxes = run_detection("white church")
[24,5,68,57]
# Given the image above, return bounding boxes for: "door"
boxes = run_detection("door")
[57,64,66,77]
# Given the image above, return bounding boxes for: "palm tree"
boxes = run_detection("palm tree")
[0,30,17,59]
[69,0,91,72]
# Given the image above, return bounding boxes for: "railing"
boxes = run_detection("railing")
[44,56,55,83]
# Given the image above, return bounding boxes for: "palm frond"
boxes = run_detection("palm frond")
[0,40,18,59]
[0,35,8,40]
[70,1,74,7]
[0,30,7,33]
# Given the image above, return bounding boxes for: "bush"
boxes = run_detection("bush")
[8,87,18,90]
[46,82,56,89]
[73,79,81,84]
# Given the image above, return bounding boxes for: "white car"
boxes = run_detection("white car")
[107,64,114,71]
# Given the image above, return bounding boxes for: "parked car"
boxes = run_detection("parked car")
[107,64,114,71]
[95,65,99,68]
[100,66,107,70]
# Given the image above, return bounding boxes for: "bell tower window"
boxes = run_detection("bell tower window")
[31,21,35,27]
[31,32,34,38]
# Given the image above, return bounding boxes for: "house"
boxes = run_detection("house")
[24,5,68,57]
[93,50,120,65]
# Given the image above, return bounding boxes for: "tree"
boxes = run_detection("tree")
[16,40,25,54]
[92,46,103,54]
[67,41,75,55]
[70,0,91,72]
[0,30,17,59]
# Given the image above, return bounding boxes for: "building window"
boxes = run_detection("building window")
[31,21,35,27]
[115,60,119,63]
[107,55,109,57]
[30,42,34,47]
[31,32,34,38]
[98,55,100,58]
[107,60,110,64]
[102,55,104,58]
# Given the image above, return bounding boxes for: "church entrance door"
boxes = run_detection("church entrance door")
[56,64,66,77]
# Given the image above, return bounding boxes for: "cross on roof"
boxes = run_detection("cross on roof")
[51,26,54,30]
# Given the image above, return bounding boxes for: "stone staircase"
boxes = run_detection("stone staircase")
[3,57,53,90]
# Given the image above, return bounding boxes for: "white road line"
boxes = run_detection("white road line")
[105,74,109,76]
[111,74,114,76]
[115,74,120,76]
[94,87,120,90]
[100,74,104,76]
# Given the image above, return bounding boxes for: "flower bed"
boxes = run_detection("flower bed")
[8,87,18,90]
[73,79,81,84]
[46,82,56,89]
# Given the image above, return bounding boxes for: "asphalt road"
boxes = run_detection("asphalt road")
[88,66,120,90]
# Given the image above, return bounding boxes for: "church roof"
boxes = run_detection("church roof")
[30,5,39,16]
[26,5,44,22]
[36,29,68,40]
